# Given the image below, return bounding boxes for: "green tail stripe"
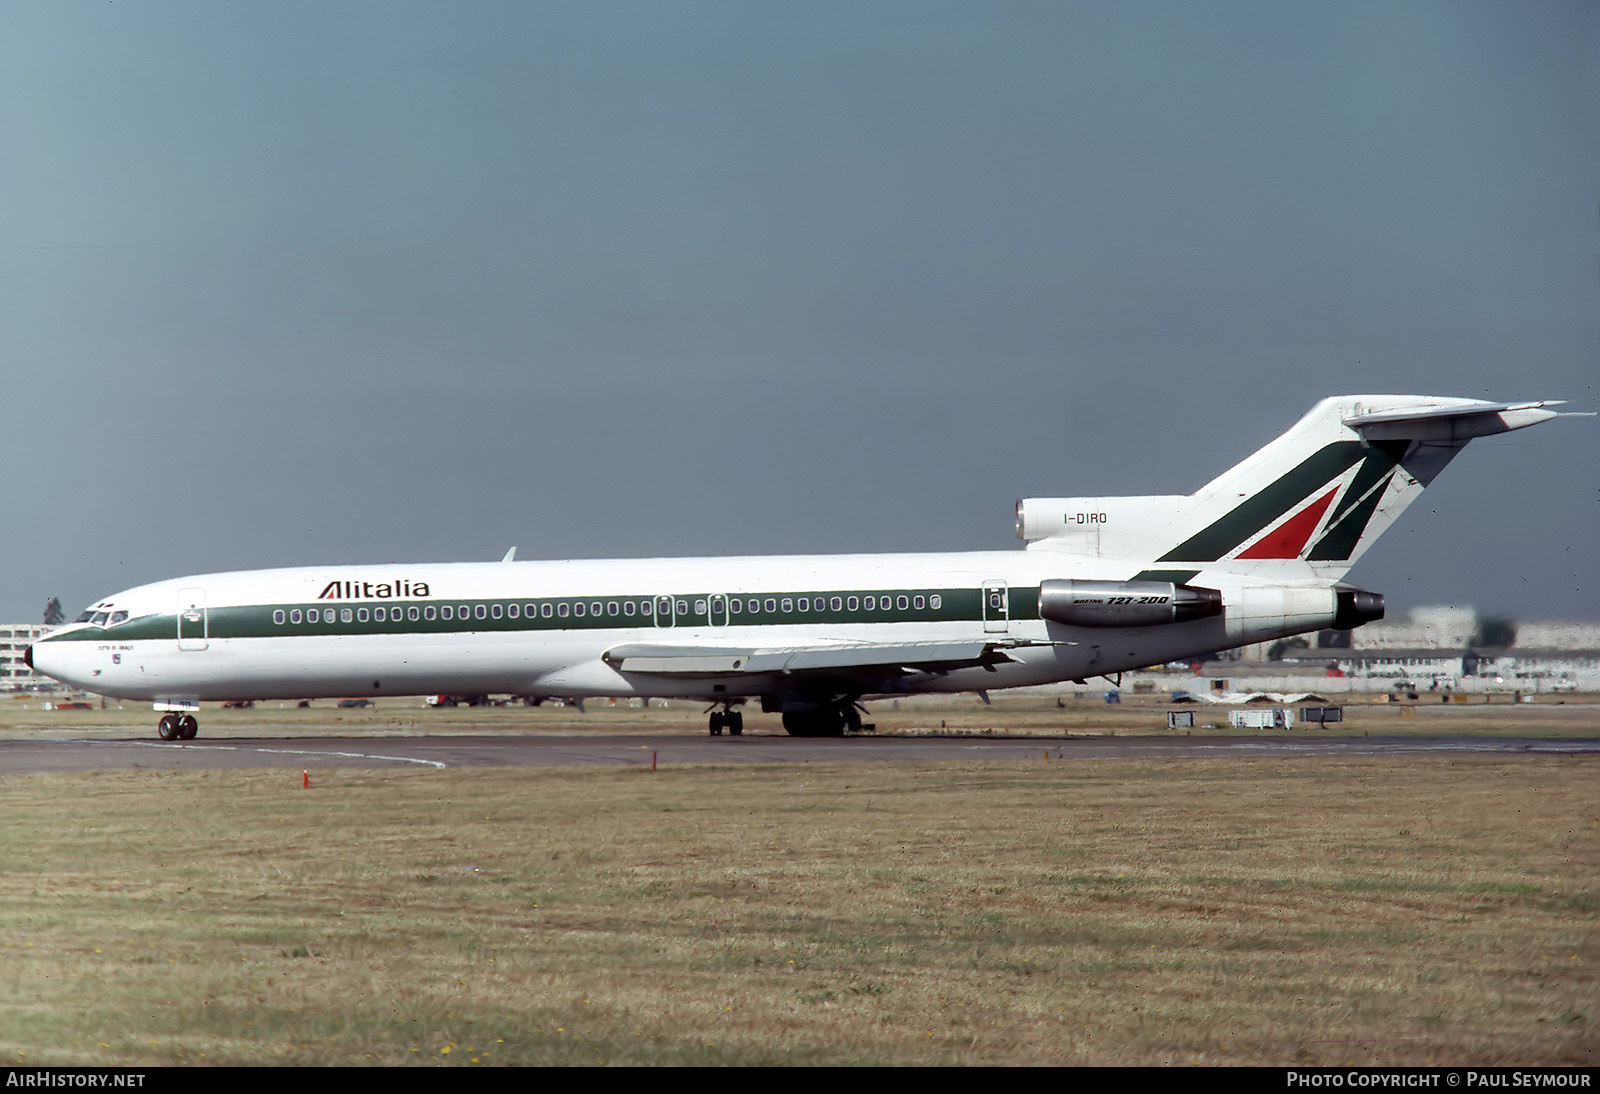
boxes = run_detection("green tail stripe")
[1328,440,1407,526]
[1306,472,1392,561]
[1157,442,1365,562]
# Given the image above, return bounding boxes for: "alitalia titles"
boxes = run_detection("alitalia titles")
[317,579,431,600]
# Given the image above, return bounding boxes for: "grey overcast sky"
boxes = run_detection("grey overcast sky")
[4,1,1597,624]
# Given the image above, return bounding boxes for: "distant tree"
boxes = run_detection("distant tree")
[1471,615,1518,649]
[42,597,63,626]
[1267,636,1311,661]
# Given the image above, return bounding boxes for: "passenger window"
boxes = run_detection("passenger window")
[897,595,909,610]
[623,601,636,616]
[831,597,842,611]
[847,596,859,611]
[459,604,470,618]
[290,609,303,624]
[558,603,570,617]
[425,606,437,621]
[542,604,553,618]
[914,595,925,610]
[608,602,619,616]
[863,596,875,610]
[491,604,503,620]
[764,598,776,613]
[930,594,942,609]
[781,598,793,612]
[374,607,386,622]
[748,599,760,613]
[574,602,586,617]
[797,598,809,612]
[408,606,420,621]
[641,601,652,616]
[273,610,286,625]
[730,600,741,614]
[675,600,688,615]
[694,599,707,615]
[476,605,489,620]
[442,605,454,621]
[508,604,519,619]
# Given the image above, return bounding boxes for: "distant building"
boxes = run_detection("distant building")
[1254,607,1600,692]
[0,624,50,689]
[1508,621,1600,650]
[1353,605,1480,650]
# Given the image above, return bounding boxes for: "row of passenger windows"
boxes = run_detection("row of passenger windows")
[270,593,945,627]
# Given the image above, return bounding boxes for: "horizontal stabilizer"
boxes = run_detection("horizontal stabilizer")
[1342,399,1591,440]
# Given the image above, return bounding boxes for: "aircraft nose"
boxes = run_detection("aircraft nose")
[22,645,33,671]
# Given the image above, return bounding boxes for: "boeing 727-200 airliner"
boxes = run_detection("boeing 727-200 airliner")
[27,395,1586,739]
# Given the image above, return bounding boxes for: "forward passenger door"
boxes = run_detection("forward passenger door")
[177,588,208,651]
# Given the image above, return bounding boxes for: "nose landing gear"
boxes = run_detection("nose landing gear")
[157,713,198,741]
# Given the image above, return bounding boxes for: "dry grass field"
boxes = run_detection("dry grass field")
[0,753,1594,1066]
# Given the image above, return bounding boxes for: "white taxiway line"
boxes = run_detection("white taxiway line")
[54,740,450,769]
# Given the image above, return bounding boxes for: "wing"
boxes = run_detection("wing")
[601,639,1016,689]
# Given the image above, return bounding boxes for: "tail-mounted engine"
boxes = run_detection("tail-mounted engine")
[1038,579,1224,628]
[1334,586,1385,629]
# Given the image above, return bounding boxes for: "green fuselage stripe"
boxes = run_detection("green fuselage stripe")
[48,585,1041,643]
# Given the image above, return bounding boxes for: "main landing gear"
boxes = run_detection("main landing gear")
[781,701,867,738]
[157,713,198,741]
[707,708,744,736]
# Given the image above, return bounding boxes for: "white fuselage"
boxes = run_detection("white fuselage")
[30,550,1331,705]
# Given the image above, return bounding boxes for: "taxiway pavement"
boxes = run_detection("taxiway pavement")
[3,733,1598,774]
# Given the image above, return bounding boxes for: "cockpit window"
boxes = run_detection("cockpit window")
[75,611,95,623]
[109,611,129,625]
[90,612,110,626]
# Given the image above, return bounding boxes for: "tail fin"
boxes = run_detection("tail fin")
[1019,396,1585,580]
